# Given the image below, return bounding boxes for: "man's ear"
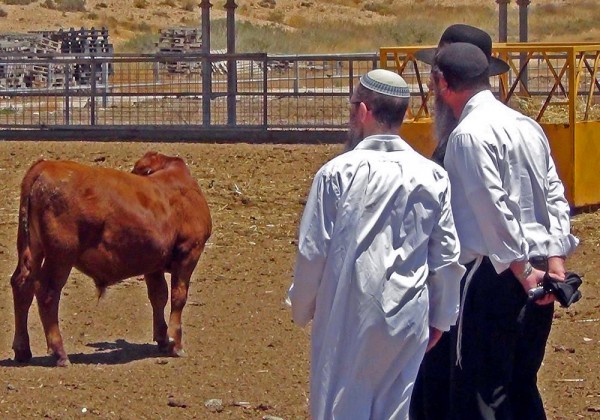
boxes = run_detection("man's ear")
[437,75,449,95]
[356,101,370,123]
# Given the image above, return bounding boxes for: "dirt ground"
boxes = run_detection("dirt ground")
[0,141,598,419]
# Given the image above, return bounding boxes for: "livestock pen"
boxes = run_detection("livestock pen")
[0,44,599,205]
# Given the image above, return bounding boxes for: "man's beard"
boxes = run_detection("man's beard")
[345,123,364,152]
[431,94,458,166]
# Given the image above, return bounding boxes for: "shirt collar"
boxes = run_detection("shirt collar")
[353,134,411,152]
[459,89,495,123]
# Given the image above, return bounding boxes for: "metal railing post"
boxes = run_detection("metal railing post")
[263,54,268,129]
[101,59,109,108]
[153,61,159,83]
[225,0,237,126]
[568,47,577,127]
[496,0,509,42]
[90,56,96,125]
[349,59,354,96]
[65,63,71,125]
[201,0,212,126]
[294,60,299,94]
[517,0,530,91]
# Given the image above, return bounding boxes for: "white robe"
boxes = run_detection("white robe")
[289,135,465,420]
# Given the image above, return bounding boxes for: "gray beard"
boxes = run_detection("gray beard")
[345,124,364,152]
[431,95,458,166]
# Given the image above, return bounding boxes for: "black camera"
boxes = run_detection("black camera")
[527,285,548,301]
[526,272,583,308]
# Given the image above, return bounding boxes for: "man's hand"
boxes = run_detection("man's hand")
[426,327,443,352]
[510,260,555,306]
[547,255,567,280]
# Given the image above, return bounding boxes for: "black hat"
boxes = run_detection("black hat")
[434,42,490,81]
[415,24,509,76]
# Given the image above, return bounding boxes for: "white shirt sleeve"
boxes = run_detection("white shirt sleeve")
[545,154,579,257]
[446,133,529,273]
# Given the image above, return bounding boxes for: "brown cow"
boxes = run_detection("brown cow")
[10,151,212,367]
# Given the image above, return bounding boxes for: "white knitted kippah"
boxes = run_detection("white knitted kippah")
[360,69,410,98]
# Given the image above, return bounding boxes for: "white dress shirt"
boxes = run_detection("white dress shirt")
[444,90,578,273]
[289,134,465,419]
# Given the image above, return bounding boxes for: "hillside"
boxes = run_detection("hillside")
[0,0,597,53]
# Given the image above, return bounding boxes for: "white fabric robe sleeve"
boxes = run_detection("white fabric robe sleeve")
[289,169,339,327]
[426,175,465,331]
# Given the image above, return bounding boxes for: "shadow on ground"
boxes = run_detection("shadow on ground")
[0,339,166,367]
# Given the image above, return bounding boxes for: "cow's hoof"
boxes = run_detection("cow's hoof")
[56,357,71,368]
[171,347,186,358]
[158,339,185,357]
[13,348,32,363]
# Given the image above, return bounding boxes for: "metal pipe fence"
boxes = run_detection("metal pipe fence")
[381,44,600,125]
[0,52,379,141]
[2,47,596,141]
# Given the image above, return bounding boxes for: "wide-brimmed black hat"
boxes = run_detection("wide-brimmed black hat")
[434,42,490,81]
[415,24,509,76]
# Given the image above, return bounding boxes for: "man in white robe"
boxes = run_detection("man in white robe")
[288,69,466,419]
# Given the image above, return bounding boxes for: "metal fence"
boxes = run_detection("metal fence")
[381,43,600,125]
[2,46,597,142]
[0,52,379,142]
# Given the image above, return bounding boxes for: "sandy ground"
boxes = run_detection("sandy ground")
[0,141,597,419]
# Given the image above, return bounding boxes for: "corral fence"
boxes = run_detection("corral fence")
[1,44,599,205]
[0,52,378,143]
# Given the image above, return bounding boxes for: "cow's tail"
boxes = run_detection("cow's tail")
[96,285,108,301]
[10,160,44,290]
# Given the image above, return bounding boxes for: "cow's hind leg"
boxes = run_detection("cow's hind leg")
[35,260,72,367]
[167,269,190,357]
[144,271,169,352]
[11,268,35,363]
[167,246,204,357]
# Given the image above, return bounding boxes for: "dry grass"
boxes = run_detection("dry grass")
[0,0,596,52]
[512,96,600,124]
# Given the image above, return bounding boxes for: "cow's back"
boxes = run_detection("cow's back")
[22,159,205,285]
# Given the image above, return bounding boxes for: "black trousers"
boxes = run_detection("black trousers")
[410,257,553,420]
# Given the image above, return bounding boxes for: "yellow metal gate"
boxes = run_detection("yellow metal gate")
[380,43,600,208]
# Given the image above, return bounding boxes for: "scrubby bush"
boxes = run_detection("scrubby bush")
[181,0,194,12]
[2,0,36,5]
[55,0,86,12]
[120,32,158,53]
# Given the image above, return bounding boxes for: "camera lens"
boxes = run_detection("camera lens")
[528,286,546,301]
